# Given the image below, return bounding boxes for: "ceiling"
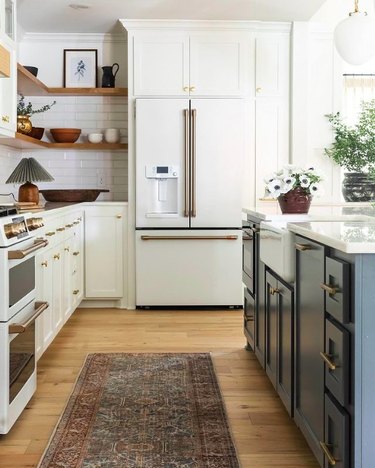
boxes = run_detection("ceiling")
[17,0,328,34]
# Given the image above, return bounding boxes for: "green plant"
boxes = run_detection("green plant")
[325,100,375,175]
[17,94,56,116]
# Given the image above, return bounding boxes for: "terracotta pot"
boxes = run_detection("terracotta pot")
[17,115,32,134]
[278,187,312,214]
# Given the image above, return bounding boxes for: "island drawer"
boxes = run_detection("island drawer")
[322,256,350,324]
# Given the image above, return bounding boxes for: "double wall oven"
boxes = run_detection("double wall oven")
[0,210,48,434]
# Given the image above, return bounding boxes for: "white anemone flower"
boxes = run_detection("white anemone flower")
[264,173,276,184]
[299,176,311,188]
[309,182,323,196]
[283,176,296,189]
[267,179,284,197]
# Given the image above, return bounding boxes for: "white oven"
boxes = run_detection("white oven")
[0,212,49,434]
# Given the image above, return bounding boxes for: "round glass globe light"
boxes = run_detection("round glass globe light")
[334,12,375,65]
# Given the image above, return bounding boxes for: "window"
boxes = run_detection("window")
[343,75,375,125]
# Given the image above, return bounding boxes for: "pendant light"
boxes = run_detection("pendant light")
[334,0,375,65]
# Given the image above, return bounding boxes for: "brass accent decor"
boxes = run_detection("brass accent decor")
[6,157,54,204]
[17,115,32,134]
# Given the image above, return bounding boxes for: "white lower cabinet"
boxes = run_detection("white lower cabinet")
[85,205,125,298]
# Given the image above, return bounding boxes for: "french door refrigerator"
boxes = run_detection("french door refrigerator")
[135,98,244,307]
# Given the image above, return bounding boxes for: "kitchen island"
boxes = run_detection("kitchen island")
[243,204,375,468]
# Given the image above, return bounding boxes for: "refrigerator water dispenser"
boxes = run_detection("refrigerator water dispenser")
[145,165,179,216]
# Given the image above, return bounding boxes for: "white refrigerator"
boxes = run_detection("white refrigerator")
[135,98,244,307]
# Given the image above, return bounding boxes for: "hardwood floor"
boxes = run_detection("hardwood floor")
[0,309,318,467]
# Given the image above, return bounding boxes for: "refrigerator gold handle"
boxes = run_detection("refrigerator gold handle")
[141,235,238,241]
[184,109,189,217]
[191,109,197,218]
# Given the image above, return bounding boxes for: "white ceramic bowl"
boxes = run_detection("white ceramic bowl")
[88,133,103,144]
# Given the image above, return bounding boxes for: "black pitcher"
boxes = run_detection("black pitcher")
[101,63,119,88]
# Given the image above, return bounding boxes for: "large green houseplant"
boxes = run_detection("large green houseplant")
[325,100,375,201]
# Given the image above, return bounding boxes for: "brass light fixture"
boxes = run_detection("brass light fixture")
[6,157,54,204]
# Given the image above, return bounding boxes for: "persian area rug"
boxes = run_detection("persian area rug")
[38,353,239,468]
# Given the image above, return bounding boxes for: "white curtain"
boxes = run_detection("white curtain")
[343,75,375,124]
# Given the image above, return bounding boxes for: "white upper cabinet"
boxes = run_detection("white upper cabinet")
[133,29,247,97]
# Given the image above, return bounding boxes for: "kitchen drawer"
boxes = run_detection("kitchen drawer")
[323,318,350,407]
[242,227,255,295]
[321,393,350,468]
[322,256,350,324]
[244,287,255,349]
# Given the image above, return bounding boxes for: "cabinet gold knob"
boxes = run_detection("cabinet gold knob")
[183,86,189,92]
[190,86,196,92]
[117,214,122,219]
[46,231,56,236]
[65,224,74,228]
[269,287,280,296]
[256,87,262,93]
[73,289,79,295]
[54,253,60,260]
[41,261,48,267]
[64,247,70,252]
[2,115,10,123]
[319,352,337,371]
[73,251,80,256]
[73,221,79,225]
[57,227,65,232]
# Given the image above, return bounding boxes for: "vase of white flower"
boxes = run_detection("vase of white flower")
[264,165,323,214]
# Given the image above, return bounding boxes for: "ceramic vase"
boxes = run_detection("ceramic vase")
[17,115,32,134]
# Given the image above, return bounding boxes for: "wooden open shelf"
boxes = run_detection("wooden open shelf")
[1,132,128,150]
[17,64,128,97]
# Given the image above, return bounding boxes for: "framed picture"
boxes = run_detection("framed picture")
[63,49,98,88]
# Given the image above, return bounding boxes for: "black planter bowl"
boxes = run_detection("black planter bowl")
[342,172,375,202]
[23,66,38,77]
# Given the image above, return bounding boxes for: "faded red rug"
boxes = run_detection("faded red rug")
[38,353,239,467]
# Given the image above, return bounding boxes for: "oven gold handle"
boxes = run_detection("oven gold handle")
[8,238,49,260]
[9,301,49,334]
[141,235,238,240]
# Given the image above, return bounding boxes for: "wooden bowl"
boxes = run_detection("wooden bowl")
[29,127,44,140]
[40,189,109,202]
[24,66,38,77]
[50,128,81,143]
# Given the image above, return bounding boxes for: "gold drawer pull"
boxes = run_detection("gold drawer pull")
[319,441,337,466]
[73,251,80,256]
[65,224,74,228]
[64,247,70,252]
[2,115,10,123]
[246,316,255,322]
[320,283,337,296]
[270,287,280,296]
[73,221,79,225]
[73,289,79,295]
[54,253,60,260]
[183,86,189,92]
[9,302,49,334]
[46,231,56,236]
[320,352,337,370]
[57,227,65,232]
[190,86,196,92]
[116,214,122,219]
[295,243,312,251]
[41,260,48,267]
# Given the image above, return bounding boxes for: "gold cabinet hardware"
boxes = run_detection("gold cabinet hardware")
[295,243,312,251]
[46,231,56,236]
[2,115,10,123]
[319,441,337,466]
[256,87,262,93]
[41,261,48,267]
[9,302,49,334]
[65,224,74,228]
[269,287,280,296]
[54,253,60,260]
[183,86,189,92]
[56,227,65,232]
[116,214,122,219]
[320,283,338,296]
[246,316,255,322]
[190,86,196,92]
[73,221,79,225]
[73,251,80,256]
[64,247,70,252]
[73,289,79,295]
[320,352,337,370]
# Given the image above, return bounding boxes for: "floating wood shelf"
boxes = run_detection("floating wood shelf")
[17,64,128,97]
[1,132,128,150]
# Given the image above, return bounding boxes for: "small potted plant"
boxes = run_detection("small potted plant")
[264,165,323,214]
[17,94,56,135]
[325,100,375,202]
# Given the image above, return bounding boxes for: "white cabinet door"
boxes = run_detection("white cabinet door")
[189,32,246,96]
[36,248,54,354]
[85,207,124,298]
[52,244,63,332]
[72,217,84,308]
[190,99,244,229]
[136,99,190,228]
[0,40,16,136]
[134,31,189,96]
[136,229,242,306]
[62,239,72,321]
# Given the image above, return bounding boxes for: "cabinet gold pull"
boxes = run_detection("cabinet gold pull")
[116,214,122,219]
[65,224,74,228]
[183,86,189,92]
[295,243,312,251]
[190,86,196,92]
[246,316,255,322]
[41,261,48,267]
[256,87,262,93]
[320,352,337,370]
[64,247,70,252]
[319,441,337,466]
[46,231,56,236]
[73,289,79,295]
[73,251,80,256]
[320,283,337,296]
[54,253,60,260]
[73,221,79,225]
[270,287,280,296]
[56,227,65,232]
[2,115,10,123]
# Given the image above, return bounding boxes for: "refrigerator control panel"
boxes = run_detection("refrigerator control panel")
[145,165,179,179]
